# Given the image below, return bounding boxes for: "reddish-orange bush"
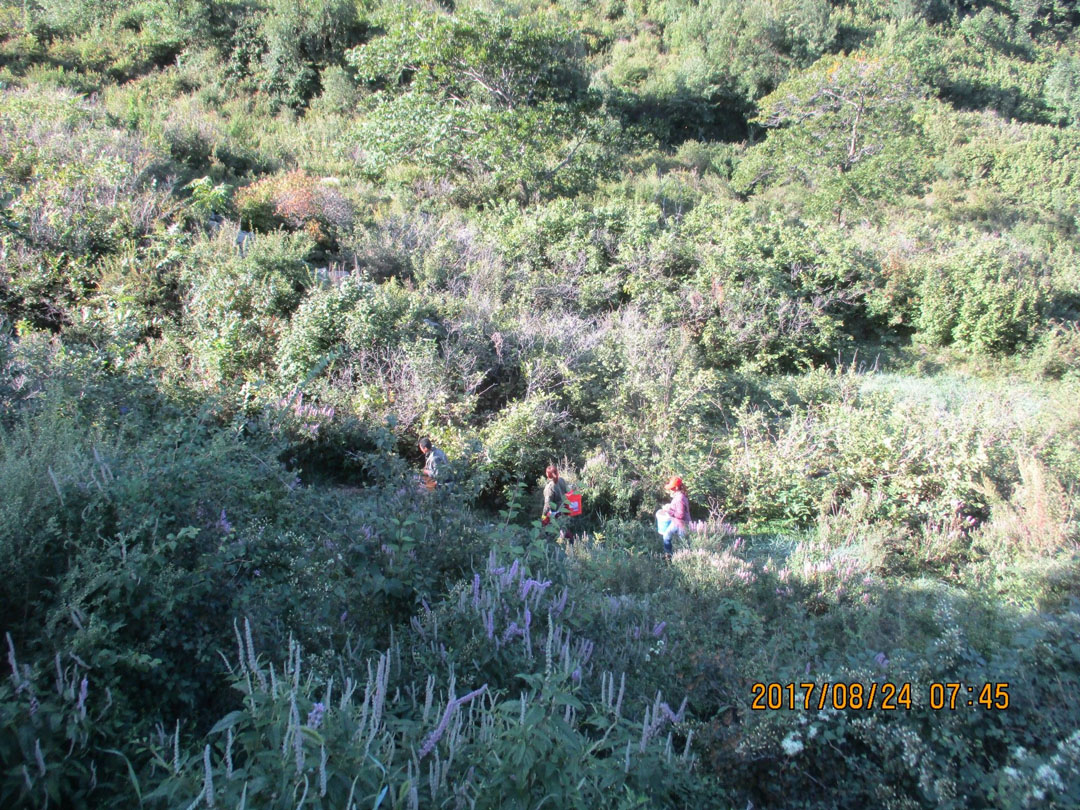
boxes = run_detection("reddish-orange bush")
[236,170,353,245]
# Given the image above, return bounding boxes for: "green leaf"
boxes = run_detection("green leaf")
[209,710,247,735]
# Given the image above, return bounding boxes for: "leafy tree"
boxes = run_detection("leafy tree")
[222,0,367,110]
[735,52,930,221]
[349,6,588,109]
[346,7,628,203]
[599,0,837,144]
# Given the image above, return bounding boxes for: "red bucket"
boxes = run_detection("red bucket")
[565,492,582,516]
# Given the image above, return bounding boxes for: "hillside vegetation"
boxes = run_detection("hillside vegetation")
[1,1,1079,807]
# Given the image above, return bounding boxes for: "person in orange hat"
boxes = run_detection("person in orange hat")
[659,476,689,558]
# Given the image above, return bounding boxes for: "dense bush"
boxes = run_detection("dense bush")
[179,229,314,383]
[916,239,1047,353]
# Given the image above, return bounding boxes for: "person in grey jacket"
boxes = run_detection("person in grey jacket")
[419,437,449,489]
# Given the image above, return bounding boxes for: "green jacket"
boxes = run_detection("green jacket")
[543,477,569,518]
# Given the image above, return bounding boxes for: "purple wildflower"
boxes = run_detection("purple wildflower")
[520,579,552,601]
[658,698,687,724]
[652,621,667,638]
[874,652,889,670]
[578,639,595,665]
[217,509,233,533]
[500,559,520,588]
[77,677,88,718]
[418,685,487,759]
[572,668,582,684]
[307,702,325,729]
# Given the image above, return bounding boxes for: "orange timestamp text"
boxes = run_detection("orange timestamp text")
[750,681,1010,711]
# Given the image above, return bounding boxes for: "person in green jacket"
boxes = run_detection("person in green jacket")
[542,464,575,543]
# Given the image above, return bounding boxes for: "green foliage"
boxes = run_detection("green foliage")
[254,0,366,110]
[349,6,588,108]
[3,4,1080,809]
[480,395,575,498]
[684,203,876,371]
[180,229,315,383]
[144,612,700,809]
[1,632,134,809]
[738,52,931,220]
[185,175,231,219]
[600,0,837,143]
[1045,54,1080,127]
[275,277,433,383]
[345,6,627,202]
[916,239,1048,353]
[0,86,177,326]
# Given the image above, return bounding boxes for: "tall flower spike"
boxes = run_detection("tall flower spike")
[34,739,46,776]
[423,674,435,723]
[319,744,327,797]
[6,633,19,689]
[77,677,88,719]
[544,613,555,680]
[225,728,233,779]
[173,720,181,775]
[293,699,305,773]
[639,706,651,753]
[54,653,63,696]
[202,744,215,809]
[683,729,695,760]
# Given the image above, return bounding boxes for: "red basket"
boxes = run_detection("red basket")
[565,492,582,517]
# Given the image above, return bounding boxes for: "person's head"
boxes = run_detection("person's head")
[545,464,559,481]
[419,437,433,454]
[665,476,685,493]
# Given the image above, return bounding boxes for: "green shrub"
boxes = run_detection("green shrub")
[1046,55,1080,127]
[480,395,576,499]
[916,239,1047,354]
[683,203,876,371]
[1,633,132,809]
[181,230,314,383]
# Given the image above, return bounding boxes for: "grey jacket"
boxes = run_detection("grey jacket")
[423,447,449,481]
